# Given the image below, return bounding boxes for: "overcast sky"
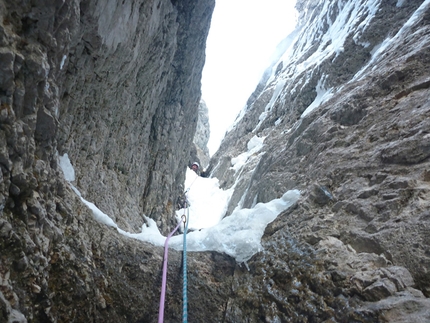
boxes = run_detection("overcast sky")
[202,0,298,156]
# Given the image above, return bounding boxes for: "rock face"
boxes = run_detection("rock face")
[0,0,221,321]
[207,0,430,320]
[0,0,214,236]
[1,0,430,322]
[55,0,214,234]
[190,99,210,168]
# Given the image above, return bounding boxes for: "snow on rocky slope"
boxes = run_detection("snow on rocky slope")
[208,0,430,320]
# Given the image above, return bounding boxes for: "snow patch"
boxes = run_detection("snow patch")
[247,135,265,150]
[60,55,67,70]
[282,1,381,75]
[59,153,75,182]
[231,135,265,173]
[352,0,430,81]
[396,0,405,7]
[176,169,233,231]
[169,189,300,263]
[59,154,299,263]
[254,79,287,131]
[301,77,333,118]
[70,184,118,228]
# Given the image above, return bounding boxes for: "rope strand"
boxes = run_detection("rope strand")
[182,200,190,322]
[158,216,184,323]
[158,191,190,323]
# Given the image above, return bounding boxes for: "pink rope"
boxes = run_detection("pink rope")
[158,217,184,323]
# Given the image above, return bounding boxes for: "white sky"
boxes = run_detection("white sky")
[202,0,298,155]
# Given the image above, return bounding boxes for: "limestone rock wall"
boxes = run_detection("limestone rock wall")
[0,0,219,321]
[190,99,210,168]
[56,0,214,233]
[208,0,430,319]
[0,0,214,236]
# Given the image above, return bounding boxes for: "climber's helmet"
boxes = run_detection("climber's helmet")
[191,162,199,171]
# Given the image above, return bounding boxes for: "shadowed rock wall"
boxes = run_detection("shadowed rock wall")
[1,0,220,321]
[0,0,214,235]
[190,99,210,168]
[56,0,214,233]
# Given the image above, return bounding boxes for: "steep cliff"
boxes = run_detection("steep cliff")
[0,0,219,321]
[1,0,430,322]
[55,0,214,234]
[208,0,430,320]
[0,0,214,233]
[190,99,210,169]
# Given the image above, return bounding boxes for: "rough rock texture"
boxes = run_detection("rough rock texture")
[55,0,214,234]
[207,0,430,320]
[2,0,430,322]
[1,193,236,322]
[190,99,210,169]
[0,0,213,236]
[1,0,222,322]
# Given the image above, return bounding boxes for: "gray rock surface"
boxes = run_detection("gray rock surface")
[55,0,213,234]
[207,0,430,320]
[190,99,210,169]
[0,0,220,321]
[2,0,430,322]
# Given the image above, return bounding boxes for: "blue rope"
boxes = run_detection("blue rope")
[182,200,189,322]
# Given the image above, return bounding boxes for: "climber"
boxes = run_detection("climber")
[191,162,200,175]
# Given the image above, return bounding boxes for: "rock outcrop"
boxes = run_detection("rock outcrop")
[190,99,210,169]
[55,0,214,234]
[1,0,220,321]
[1,0,430,322]
[0,0,214,235]
[208,0,430,320]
